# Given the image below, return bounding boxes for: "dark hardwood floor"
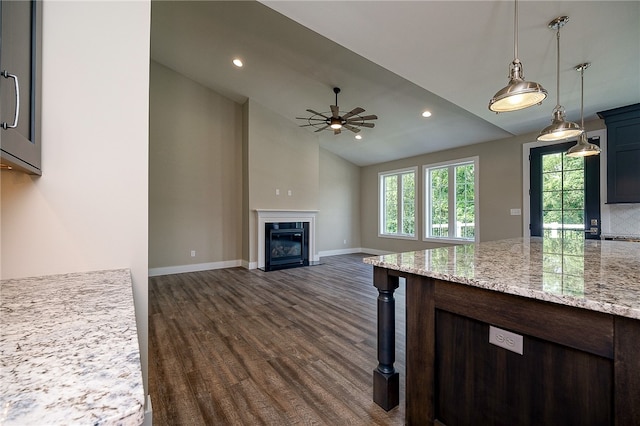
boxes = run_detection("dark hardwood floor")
[149,253,406,425]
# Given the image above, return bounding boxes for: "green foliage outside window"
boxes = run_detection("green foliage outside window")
[430,168,448,237]
[428,161,476,240]
[541,153,585,232]
[402,173,415,235]
[455,164,475,239]
[384,175,398,233]
[381,169,415,237]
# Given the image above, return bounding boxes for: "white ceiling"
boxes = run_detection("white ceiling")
[150,1,640,166]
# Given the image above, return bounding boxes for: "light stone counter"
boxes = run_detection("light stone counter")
[0,269,144,425]
[364,237,640,320]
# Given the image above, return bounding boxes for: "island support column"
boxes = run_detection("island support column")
[372,266,400,410]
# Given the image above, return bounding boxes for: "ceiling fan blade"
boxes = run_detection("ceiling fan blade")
[342,107,365,120]
[356,122,375,128]
[297,117,326,121]
[344,124,361,133]
[307,109,330,119]
[330,105,340,118]
[345,115,378,123]
[314,125,329,132]
[333,128,341,135]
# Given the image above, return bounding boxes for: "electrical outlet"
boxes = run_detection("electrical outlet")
[190,250,196,257]
[287,190,292,196]
[343,239,347,245]
[510,208,521,216]
[275,189,280,196]
[489,326,523,355]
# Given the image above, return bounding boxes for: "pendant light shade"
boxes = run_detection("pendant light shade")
[538,107,582,141]
[538,16,582,142]
[489,0,547,113]
[567,133,601,157]
[567,63,601,157]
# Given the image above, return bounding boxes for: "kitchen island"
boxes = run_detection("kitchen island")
[0,269,145,425]
[364,237,640,425]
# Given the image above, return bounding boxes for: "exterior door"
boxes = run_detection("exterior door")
[529,139,601,240]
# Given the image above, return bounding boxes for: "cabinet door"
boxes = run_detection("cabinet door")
[598,104,640,204]
[435,310,613,426]
[0,0,42,174]
[607,117,640,203]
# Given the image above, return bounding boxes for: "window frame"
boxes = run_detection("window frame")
[378,166,418,240]
[423,157,479,243]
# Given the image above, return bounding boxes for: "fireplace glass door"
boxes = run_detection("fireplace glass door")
[264,222,309,271]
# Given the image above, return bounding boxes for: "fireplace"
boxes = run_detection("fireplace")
[264,222,309,271]
[255,210,318,271]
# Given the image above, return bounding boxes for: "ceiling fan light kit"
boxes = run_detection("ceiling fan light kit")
[537,16,582,142]
[489,0,547,113]
[297,87,378,135]
[567,62,601,157]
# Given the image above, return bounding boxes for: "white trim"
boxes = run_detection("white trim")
[521,129,606,238]
[256,209,319,269]
[359,247,393,256]
[141,395,152,426]
[319,247,365,257]
[149,260,243,277]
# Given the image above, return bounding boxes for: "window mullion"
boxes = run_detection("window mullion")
[397,173,403,235]
[448,165,456,237]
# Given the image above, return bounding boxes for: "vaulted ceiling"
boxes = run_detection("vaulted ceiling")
[151,1,639,166]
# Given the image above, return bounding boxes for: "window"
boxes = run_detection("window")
[424,157,478,242]
[379,167,416,238]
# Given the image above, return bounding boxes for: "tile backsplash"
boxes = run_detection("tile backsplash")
[602,204,640,237]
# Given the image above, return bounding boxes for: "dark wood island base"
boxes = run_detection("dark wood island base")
[370,248,640,426]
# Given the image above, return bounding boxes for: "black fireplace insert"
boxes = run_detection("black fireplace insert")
[264,222,309,271]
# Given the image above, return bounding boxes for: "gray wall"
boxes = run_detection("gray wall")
[149,64,362,270]
[360,121,607,254]
[149,61,243,269]
[318,148,361,252]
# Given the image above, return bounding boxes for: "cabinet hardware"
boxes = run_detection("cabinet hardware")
[1,70,20,130]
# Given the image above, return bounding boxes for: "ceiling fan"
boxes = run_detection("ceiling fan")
[297,87,378,135]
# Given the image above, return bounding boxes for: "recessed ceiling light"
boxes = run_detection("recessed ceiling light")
[232,58,243,68]
[422,110,432,118]
[355,135,362,140]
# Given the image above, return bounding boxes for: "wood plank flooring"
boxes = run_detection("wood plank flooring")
[149,253,406,425]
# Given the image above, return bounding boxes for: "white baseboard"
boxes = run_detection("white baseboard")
[318,247,364,257]
[359,247,392,256]
[149,250,391,276]
[148,260,242,277]
[142,394,152,426]
[318,247,391,257]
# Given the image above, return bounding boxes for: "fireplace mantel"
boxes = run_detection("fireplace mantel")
[256,210,318,269]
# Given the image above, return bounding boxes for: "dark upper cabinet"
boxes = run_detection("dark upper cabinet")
[0,0,42,175]
[598,103,640,204]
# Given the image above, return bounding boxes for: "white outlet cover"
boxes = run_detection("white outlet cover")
[510,208,522,216]
[489,325,523,355]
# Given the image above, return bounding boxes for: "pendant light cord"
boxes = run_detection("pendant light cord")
[513,0,518,60]
[580,66,585,128]
[555,28,561,108]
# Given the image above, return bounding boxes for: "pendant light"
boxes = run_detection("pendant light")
[567,63,601,157]
[537,16,582,142]
[489,0,547,113]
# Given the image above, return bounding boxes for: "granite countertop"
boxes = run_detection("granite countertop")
[364,237,640,320]
[0,269,145,426]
